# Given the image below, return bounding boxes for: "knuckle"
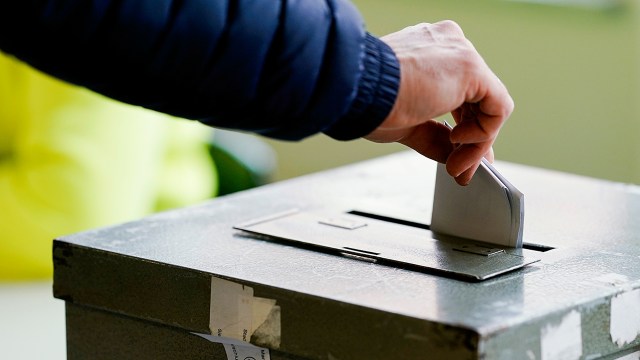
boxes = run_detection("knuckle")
[436,20,464,35]
[505,96,515,116]
[411,22,432,33]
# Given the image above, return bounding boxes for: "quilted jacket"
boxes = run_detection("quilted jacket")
[0,0,400,141]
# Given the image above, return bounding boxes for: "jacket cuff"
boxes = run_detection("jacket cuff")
[324,32,400,141]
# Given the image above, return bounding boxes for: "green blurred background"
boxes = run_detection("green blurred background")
[262,0,640,184]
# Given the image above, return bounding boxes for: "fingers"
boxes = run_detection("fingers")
[446,142,495,185]
[453,162,480,186]
[485,147,495,163]
[446,141,486,175]
[450,110,501,144]
[450,78,514,144]
[374,20,513,185]
[397,120,454,164]
[446,73,513,185]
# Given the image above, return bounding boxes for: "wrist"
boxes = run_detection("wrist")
[324,33,400,141]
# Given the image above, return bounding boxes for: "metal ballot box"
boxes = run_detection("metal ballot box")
[53,152,640,359]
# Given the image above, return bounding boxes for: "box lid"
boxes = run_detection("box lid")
[54,152,640,359]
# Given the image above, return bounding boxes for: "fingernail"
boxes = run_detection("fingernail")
[456,177,470,186]
[452,169,464,178]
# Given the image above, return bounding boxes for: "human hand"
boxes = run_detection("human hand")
[365,21,514,185]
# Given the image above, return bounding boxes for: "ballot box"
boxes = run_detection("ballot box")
[53,152,640,359]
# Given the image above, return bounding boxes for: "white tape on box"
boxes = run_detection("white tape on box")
[610,288,640,347]
[210,277,254,341]
[209,277,281,348]
[540,310,582,360]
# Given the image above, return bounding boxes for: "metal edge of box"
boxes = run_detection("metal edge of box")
[53,239,481,359]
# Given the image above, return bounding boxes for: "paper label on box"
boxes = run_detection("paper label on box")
[192,333,272,360]
[210,277,254,341]
[223,343,271,360]
[208,276,281,348]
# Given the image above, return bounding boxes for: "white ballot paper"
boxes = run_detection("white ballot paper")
[431,159,524,248]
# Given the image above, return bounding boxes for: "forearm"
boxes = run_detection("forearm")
[0,0,399,141]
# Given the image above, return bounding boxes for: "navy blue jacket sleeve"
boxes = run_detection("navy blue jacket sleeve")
[0,0,399,141]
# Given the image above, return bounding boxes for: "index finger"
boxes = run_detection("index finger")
[450,76,514,144]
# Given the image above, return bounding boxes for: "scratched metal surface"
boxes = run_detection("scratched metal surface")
[54,152,640,359]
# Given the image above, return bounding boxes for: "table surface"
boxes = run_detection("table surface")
[54,151,640,358]
[0,281,66,359]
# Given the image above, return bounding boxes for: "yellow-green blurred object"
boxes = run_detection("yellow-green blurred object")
[270,0,640,184]
[0,54,216,280]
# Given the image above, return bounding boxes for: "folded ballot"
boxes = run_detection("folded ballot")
[431,159,524,248]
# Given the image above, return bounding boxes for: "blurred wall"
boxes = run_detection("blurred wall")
[267,0,640,183]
